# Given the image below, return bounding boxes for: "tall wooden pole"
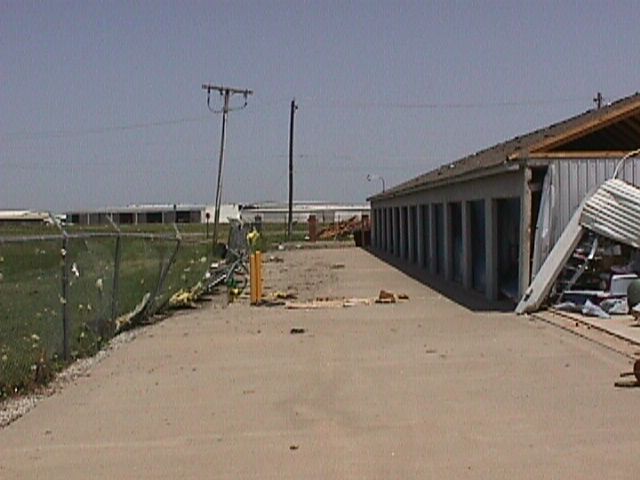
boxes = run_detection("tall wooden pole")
[212,91,230,246]
[287,99,298,240]
[201,84,253,250]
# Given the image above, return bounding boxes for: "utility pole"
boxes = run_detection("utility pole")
[287,99,298,240]
[202,84,253,249]
[593,91,603,109]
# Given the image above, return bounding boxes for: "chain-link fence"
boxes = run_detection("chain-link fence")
[0,222,213,398]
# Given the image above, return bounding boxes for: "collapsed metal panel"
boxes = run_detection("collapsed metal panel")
[580,179,640,250]
[517,178,640,314]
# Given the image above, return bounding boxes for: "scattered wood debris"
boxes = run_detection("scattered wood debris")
[285,297,373,309]
[317,216,368,240]
[615,358,640,388]
[284,292,408,309]
[375,290,410,304]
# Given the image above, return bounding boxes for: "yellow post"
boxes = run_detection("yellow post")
[255,250,263,303]
[249,253,257,304]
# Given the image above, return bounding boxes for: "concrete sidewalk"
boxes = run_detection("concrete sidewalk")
[1,248,639,479]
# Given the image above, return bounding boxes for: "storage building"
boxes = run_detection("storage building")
[369,92,640,303]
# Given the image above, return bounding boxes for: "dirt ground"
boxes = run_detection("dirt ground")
[1,246,639,479]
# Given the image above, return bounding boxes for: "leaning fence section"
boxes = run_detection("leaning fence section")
[0,225,211,398]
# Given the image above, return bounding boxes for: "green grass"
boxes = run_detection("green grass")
[0,229,213,399]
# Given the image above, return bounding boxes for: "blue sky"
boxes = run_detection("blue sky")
[2,0,639,211]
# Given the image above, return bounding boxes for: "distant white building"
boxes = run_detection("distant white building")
[239,202,370,224]
[0,210,53,225]
[65,201,369,226]
[67,204,240,226]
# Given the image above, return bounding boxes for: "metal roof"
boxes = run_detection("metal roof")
[581,178,640,250]
[371,92,640,201]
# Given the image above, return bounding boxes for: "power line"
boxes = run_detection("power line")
[300,96,589,110]
[1,116,212,140]
[2,95,590,140]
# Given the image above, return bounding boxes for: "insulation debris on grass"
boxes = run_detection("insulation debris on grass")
[168,281,206,309]
[115,292,151,333]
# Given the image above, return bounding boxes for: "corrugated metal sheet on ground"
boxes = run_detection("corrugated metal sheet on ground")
[580,179,640,249]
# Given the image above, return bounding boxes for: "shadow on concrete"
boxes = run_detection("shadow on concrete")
[363,247,515,313]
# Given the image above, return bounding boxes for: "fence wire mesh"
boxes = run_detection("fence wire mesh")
[0,224,212,398]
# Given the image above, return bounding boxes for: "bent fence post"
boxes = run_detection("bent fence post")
[145,225,182,317]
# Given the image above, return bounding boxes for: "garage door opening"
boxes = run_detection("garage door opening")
[497,197,521,300]
[469,200,486,292]
[450,202,463,283]
[434,203,445,275]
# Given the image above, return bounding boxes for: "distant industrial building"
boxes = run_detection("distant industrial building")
[66,204,239,226]
[66,202,369,226]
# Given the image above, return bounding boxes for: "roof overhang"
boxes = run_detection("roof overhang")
[368,160,523,202]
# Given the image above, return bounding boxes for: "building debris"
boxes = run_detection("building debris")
[168,284,203,309]
[115,292,151,332]
[375,290,410,304]
[517,179,640,315]
[284,294,390,309]
[285,298,364,309]
[615,358,640,388]
[316,216,368,240]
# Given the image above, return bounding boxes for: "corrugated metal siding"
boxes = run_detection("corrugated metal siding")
[552,158,640,244]
[581,179,640,249]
